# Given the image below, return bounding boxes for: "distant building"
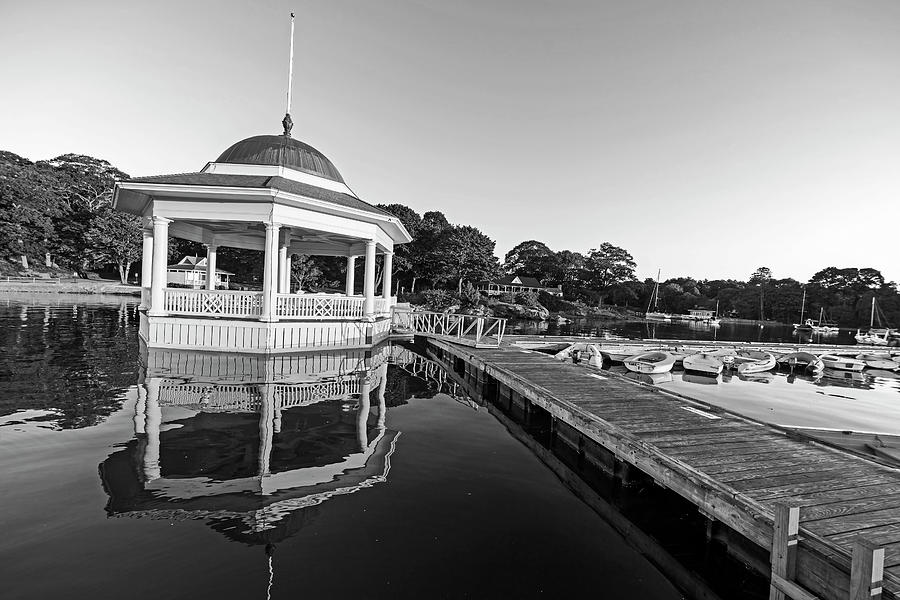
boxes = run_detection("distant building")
[478,275,563,297]
[166,256,233,288]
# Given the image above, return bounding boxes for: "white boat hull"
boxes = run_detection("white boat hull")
[623,351,676,374]
[682,353,724,375]
[734,351,777,374]
[820,354,866,372]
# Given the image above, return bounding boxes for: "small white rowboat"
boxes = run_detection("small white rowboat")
[776,352,825,374]
[682,353,725,375]
[623,351,676,374]
[735,350,777,374]
[819,354,866,372]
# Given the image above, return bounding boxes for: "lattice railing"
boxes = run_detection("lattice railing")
[160,289,392,320]
[164,289,262,318]
[277,294,365,319]
[277,294,393,319]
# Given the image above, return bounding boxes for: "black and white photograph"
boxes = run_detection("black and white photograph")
[2,1,899,598]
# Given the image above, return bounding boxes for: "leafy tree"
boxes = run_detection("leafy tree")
[434,225,500,292]
[581,242,637,304]
[44,154,131,271]
[407,210,453,292]
[0,152,64,268]
[83,208,142,283]
[749,267,773,285]
[502,240,559,282]
[376,203,422,293]
[748,267,773,319]
[290,255,323,290]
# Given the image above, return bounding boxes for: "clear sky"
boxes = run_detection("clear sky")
[2,0,899,284]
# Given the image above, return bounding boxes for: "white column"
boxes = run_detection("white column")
[345,256,356,296]
[282,253,292,293]
[148,217,171,316]
[142,378,162,482]
[363,241,376,318]
[382,251,393,301]
[261,223,281,322]
[357,375,372,452]
[278,230,292,294]
[140,227,153,309]
[277,246,288,293]
[204,243,217,290]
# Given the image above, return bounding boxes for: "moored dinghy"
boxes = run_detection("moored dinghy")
[819,354,866,372]
[623,351,676,374]
[734,350,777,375]
[595,344,654,363]
[682,352,725,375]
[776,352,825,374]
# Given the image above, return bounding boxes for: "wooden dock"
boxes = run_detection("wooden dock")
[427,338,900,600]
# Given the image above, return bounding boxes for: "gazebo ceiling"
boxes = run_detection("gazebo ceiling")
[170,219,372,255]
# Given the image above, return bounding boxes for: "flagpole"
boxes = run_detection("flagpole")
[282,12,295,137]
[286,12,295,116]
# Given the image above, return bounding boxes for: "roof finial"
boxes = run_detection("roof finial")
[283,12,296,137]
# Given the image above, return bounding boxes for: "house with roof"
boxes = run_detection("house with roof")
[167,256,234,289]
[478,275,563,297]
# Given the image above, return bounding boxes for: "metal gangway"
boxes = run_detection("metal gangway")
[391,309,507,348]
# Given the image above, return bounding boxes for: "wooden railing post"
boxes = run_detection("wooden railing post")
[850,538,884,600]
[769,503,800,600]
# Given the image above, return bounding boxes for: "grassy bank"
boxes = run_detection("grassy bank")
[0,280,141,296]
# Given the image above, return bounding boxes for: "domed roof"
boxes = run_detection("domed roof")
[216,134,344,183]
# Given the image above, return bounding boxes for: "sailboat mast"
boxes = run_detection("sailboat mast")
[799,288,806,322]
[871,296,875,328]
[715,299,719,318]
[653,269,661,311]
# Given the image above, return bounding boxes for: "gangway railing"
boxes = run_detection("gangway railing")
[391,309,506,347]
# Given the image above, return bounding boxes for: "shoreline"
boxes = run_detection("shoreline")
[0,281,141,296]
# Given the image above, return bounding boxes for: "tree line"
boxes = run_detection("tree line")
[0,151,141,281]
[493,240,900,328]
[2,151,898,328]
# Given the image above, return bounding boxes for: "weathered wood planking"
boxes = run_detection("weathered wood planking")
[431,340,900,600]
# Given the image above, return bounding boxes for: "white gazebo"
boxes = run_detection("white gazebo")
[114,124,412,353]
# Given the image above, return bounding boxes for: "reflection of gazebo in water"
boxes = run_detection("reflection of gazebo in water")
[99,344,397,546]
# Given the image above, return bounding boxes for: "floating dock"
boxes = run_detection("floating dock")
[426,338,900,600]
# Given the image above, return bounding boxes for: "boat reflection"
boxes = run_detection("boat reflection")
[681,372,719,385]
[624,371,674,385]
[819,368,872,389]
[736,371,774,383]
[98,343,440,546]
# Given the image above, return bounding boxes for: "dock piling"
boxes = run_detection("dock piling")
[770,503,801,600]
[850,538,884,600]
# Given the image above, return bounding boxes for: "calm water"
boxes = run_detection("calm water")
[0,297,682,600]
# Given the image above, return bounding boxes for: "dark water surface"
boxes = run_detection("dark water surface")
[0,297,681,600]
